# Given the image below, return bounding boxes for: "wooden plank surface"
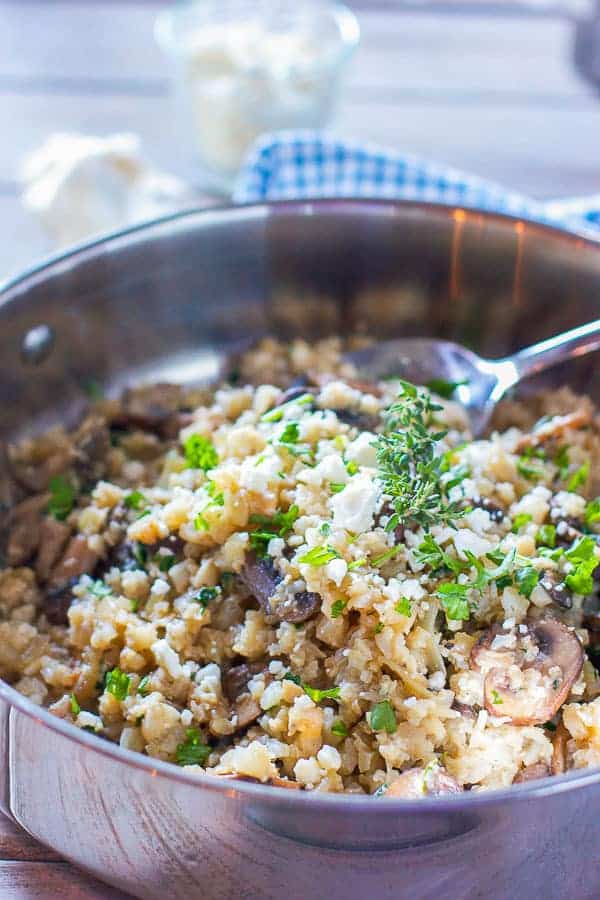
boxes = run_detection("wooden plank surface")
[1,0,600,895]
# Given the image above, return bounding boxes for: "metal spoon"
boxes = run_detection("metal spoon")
[344,319,600,437]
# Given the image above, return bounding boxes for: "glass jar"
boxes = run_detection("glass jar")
[155,0,360,192]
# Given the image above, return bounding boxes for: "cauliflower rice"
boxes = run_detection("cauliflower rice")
[2,336,600,797]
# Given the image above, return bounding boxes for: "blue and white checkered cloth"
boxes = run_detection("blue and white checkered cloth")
[233,131,600,238]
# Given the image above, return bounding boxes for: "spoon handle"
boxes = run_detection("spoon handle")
[504,318,600,384]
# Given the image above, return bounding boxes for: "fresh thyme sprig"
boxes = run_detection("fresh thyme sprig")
[375,380,465,531]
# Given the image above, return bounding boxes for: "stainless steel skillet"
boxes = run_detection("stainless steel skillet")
[1,200,600,900]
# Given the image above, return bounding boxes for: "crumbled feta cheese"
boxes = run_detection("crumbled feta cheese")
[330,475,379,533]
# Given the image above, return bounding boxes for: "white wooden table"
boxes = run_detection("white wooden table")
[0,0,599,894]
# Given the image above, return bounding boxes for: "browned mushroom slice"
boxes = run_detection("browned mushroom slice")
[472,619,584,726]
[35,517,72,582]
[473,497,505,524]
[5,494,49,566]
[239,552,320,624]
[233,694,262,731]
[513,763,550,784]
[385,766,462,799]
[550,719,570,775]
[516,408,592,452]
[117,383,185,436]
[223,661,266,702]
[538,572,573,610]
[44,535,100,625]
[7,431,74,492]
[71,415,110,486]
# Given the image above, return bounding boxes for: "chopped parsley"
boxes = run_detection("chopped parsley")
[585,497,600,527]
[88,579,112,598]
[124,490,146,510]
[69,693,80,716]
[491,689,503,705]
[104,667,131,701]
[435,582,471,621]
[346,460,359,476]
[261,393,314,423]
[329,482,346,493]
[567,461,590,492]
[137,675,151,696]
[176,728,211,766]
[330,599,347,618]
[395,597,412,617]
[536,524,556,548]
[298,544,340,566]
[133,543,147,569]
[517,456,545,481]
[280,421,300,444]
[414,534,463,575]
[514,566,539,599]
[369,700,397,734]
[331,720,348,737]
[249,505,299,556]
[320,522,331,537]
[565,536,599,595]
[156,554,176,572]
[194,481,225,531]
[183,434,219,471]
[375,381,465,531]
[425,378,468,399]
[347,558,366,571]
[195,586,220,608]
[371,546,402,567]
[284,672,340,703]
[555,445,570,478]
[47,475,76,521]
[511,512,532,533]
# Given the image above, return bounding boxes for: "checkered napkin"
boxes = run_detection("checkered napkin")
[233,131,600,237]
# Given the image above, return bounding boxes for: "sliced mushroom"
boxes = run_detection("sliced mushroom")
[117,383,185,436]
[384,766,462,799]
[5,494,49,566]
[538,572,573,610]
[512,763,550,784]
[223,661,266,702]
[471,618,584,726]
[35,517,72,582]
[239,552,321,624]
[551,719,570,775]
[473,497,505,524]
[516,408,592,452]
[44,580,77,626]
[233,694,262,731]
[48,535,99,590]
[71,415,110,486]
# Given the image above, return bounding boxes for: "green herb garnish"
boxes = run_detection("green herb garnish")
[568,461,590,492]
[298,545,340,566]
[183,434,219,471]
[330,599,347,618]
[585,498,600,527]
[331,720,348,737]
[261,393,314,424]
[195,586,220,608]
[395,597,412,616]
[329,482,346,494]
[414,534,463,575]
[69,693,81,716]
[512,513,533,533]
[88,579,112,598]
[156,554,176,572]
[137,675,151,696]
[47,475,76,521]
[536,524,556,548]
[491,689,503,705]
[564,536,599,595]
[435,582,471,621]
[374,381,465,531]
[124,490,146,510]
[371,546,402,567]
[369,700,397,734]
[176,728,211,766]
[517,456,545,481]
[284,672,340,704]
[425,378,468,399]
[280,422,300,444]
[514,566,539,599]
[105,667,131,701]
